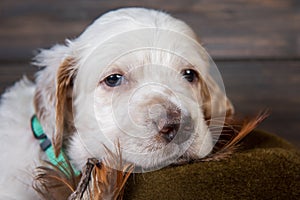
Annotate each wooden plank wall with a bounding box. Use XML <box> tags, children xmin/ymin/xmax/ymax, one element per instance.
<box><xmin>0</xmin><ymin>0</ymin><xmax>299</xmax><ymax>146</ymax></box>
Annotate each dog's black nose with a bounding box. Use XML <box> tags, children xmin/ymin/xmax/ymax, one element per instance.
<box><xmin>159</xmin><ymin>122</ymin><xmax>180</xmax><ymax>142</ymax></box>
<box><xmin>157</xmin><ymin>108</ymin><xmax>181</xmax><ymax>142</ymax></box>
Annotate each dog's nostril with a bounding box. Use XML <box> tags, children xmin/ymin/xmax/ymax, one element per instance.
<box><xmin>151</xmin><ymin>105</ymin><xmax>182</xmax><ymax>142</ymax></box>
<box><xmin>161</xmin><ymin>125</ymin><xmax>179</xmax><ymax>142</ymax></box>
<box><xmin>158</xmin><ymin>119</ymin><xmax>180</xmax><ymax>142</ymax></box>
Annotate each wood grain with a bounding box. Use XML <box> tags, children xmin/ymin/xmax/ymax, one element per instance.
<box><xmin>0</xmin><ymin>0</ymin><xmax>299</xmax><ymax>60</ymax></box>
<box><xmin>218</xmin><ymin>60</ymin><xmax>300</xmax><ymax>146</ymax></box>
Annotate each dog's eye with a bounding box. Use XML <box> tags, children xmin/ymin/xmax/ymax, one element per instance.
<box><xmin>104</xmin><ymin>74</ymin><xmax>123</xmax><ymax>87</ymax></box>
<box><xmin>182</xmin><ymin>69</ymin><xmax>198</xmax><ymax>83</ymax></box>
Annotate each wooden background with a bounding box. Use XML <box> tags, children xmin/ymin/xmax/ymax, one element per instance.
<box><xmin>0</xmin><ymin>0</ymin><xmax>299</xmax><ymax>146</ymax></box>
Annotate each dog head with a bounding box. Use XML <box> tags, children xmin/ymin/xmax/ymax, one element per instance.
<box><xmin>33</xmin><ymin>8</ymin><xmax>234</xmax><ymax>172</ymax></box>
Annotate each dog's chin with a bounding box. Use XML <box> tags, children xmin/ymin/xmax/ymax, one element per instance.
<box><xmin>173</xmin><ymin>152</ymin><xmax>204</xmax><ymax>166</ymax></box>
<box><xmin>119</xmin><ymin>133</ymin><xmax>213</xmax><ymax>172</ymax></box>
<box><xmin>68</xmin><ymin>117</ymin><xmax>213</xmax><ymax>172</ymax></box>
<box><xmin>170</xmin><ymin>130</ymin><xmax>214</xmax><ymax>166</ymax></box>
<box><xmin>68</xmin><ymin>138</ymin><xmax>213</xmax><ymax>173</ymax></box>
<box><xmin>171</xmin><ymin>145</ymin><xmax>213</xmax><ymax>166</ymax></box>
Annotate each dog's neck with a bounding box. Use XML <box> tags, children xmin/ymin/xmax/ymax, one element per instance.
<box><xmin>31</xmin><ymin>115</ymin><xmax>80</xmax><ymax>176</ymax></box>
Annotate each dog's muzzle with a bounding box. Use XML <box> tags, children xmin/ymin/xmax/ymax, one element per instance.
<box><xmin>148</xmin><ymin>102</ymin><xmax>194</xmax><ymax>144</ymax></box>
<box><xmin>157</xmin><ymin>108</ymin><xmax>181</xmax><ymax>142</ymax></box>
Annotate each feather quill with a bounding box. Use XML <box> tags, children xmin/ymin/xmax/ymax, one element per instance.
<box><xmin>68</xmin><ymin>142</ymin><xmax>133</xmax><ymax>200</ymax></box>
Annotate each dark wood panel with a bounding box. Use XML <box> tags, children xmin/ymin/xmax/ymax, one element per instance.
<box><xmin>0</xmin><ymin>62</ymin><xmax>37</xmax><ymax>93</ymax></box>
<box><xmin>0</xmin><ymin>0</ymin><xmax>299</xmax><ymax>60</ymax></box>
<box><xmin>0</xmin><ymin>61</ymin><xmax>299</xmax><ymax>146</ymax></box>
<box><xmin>218</xmin><ymin>60</ymin><xmax>300</xmax><ymax>146</ymax></box>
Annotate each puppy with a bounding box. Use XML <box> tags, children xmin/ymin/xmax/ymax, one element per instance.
<box><xmin>0</xmin><ymin>7</ymin><xmax>233</xmax><ymax>198</ymax></box>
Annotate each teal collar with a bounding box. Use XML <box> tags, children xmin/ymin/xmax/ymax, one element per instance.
<box><xmin>31</xmin><ymin>115</ymin><xmax>81</xmax><ymax>176</ymax></box>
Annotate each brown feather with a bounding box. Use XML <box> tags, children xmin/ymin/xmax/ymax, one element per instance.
<box><xmin>68</xmin><ymin>143</ymin><xmax>134</xmax><ymax>200</ymax></box>
<box><xmin>201</xmin><ymin>111</ymin><xmax>269</xmax><ymax>161</ymax></box>
<box><xmin>34</xmin><ymin>143</ymin><xmax>133</xmax><ymax>200</ymax></box>
<box><xmin>33</xmin><ymin>158</ymin><xmax>81</xmax><ymax>200</ymax></box>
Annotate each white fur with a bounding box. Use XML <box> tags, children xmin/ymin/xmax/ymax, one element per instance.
<box><xmin>0</xmin><ymin>7</ymin><xmax>232</xmax><ymax>198</ymax></box>
<box><xmin>0</xmin><ymin>78</ymin><xmax>40</xmax><ymax>199</ymax></box>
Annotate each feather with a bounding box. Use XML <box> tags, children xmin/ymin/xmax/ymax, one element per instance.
<box><xmin>33</xmin><ymin>155</ymin><xmax>81</xmax><ymax>200</ymax></box>
<box><xmin>68</xmin><ymin>142</ymin><xmax>134</xmax><ymax>200</ymax></box>
<box><xmin>201</xmin><ymin>111</ymin><xmax>269</xmax><ymax>161</ymax></box>
<box><xmin>33</xmin><ymin>143</ymin><xmax>133</xmax><ymax>200</ymax></box>
<box><xmin>68</xmin><ymin>158</ymin><xmax>133</xmax><ymax>200</ymax></box>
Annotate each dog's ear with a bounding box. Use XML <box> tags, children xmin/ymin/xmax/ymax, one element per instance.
<box><xmin>54</xmin><ymin>57</ymin><xmax>77</xmax><ymax>157</ymax></box>
<box><xmin>201</xmin><ymin>75</ymin><xmax>234</xmax><ymax>121</ymax></box>
<box><xmin>33</xmin><ymin>45</ymin><xmax>77</xmax><ymax>157</ymax></box>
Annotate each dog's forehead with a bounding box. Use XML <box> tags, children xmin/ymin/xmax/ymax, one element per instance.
<box><xmin>78</xmin><ymin>8</ymin><xmax>197</xmax><ymax>47</ymax></box>
<box><xmin>74</xmin><ymin>8</ymin><xmax>210</xmax><ymax>92</ymax></box>
<box><xmin>75</xmin><ymin>8</ymin><xmax>200</xmax><ymax>65</ymax></box>
<box><xmin>111</xmin><ymin>51</ymin><xmax>192</xmax><ymax>73</ymax></box>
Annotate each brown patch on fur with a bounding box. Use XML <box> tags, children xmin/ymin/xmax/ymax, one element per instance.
<box><xmin>54</xmin><ymin>57</ymin><xmax>77</xmax><ymax>157</ymax></box>
<box><xmin>198</xmin><ymin>75</ymin><xmax>211</xmax><ymax>120</ymax></box>
<box><xmin>198</xmin><ymin>75</ymin><xmax>234</xmax><ymax>122</ymax></box>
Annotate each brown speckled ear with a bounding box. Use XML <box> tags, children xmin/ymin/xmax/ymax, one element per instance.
<box><xmin>54</xmin><ymin>57</ymin><xmax>77</xmax><ymax>157</ymax></box>
<box><xmin>200</xmin><ymin>75</ymin><xmax>234</xmax><ymax>121</ymax></box>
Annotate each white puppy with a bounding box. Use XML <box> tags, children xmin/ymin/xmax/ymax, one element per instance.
<box><xmin>0</xmin><ymin>8</ymin><xmax>233</xmax><ymax>198</ymax></box>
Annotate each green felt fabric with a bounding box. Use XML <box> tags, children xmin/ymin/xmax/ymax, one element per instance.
<box><xmin>124</xmin><ymin>130</ymin><xmax>300</xmax><ymax>199</ymax></box>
